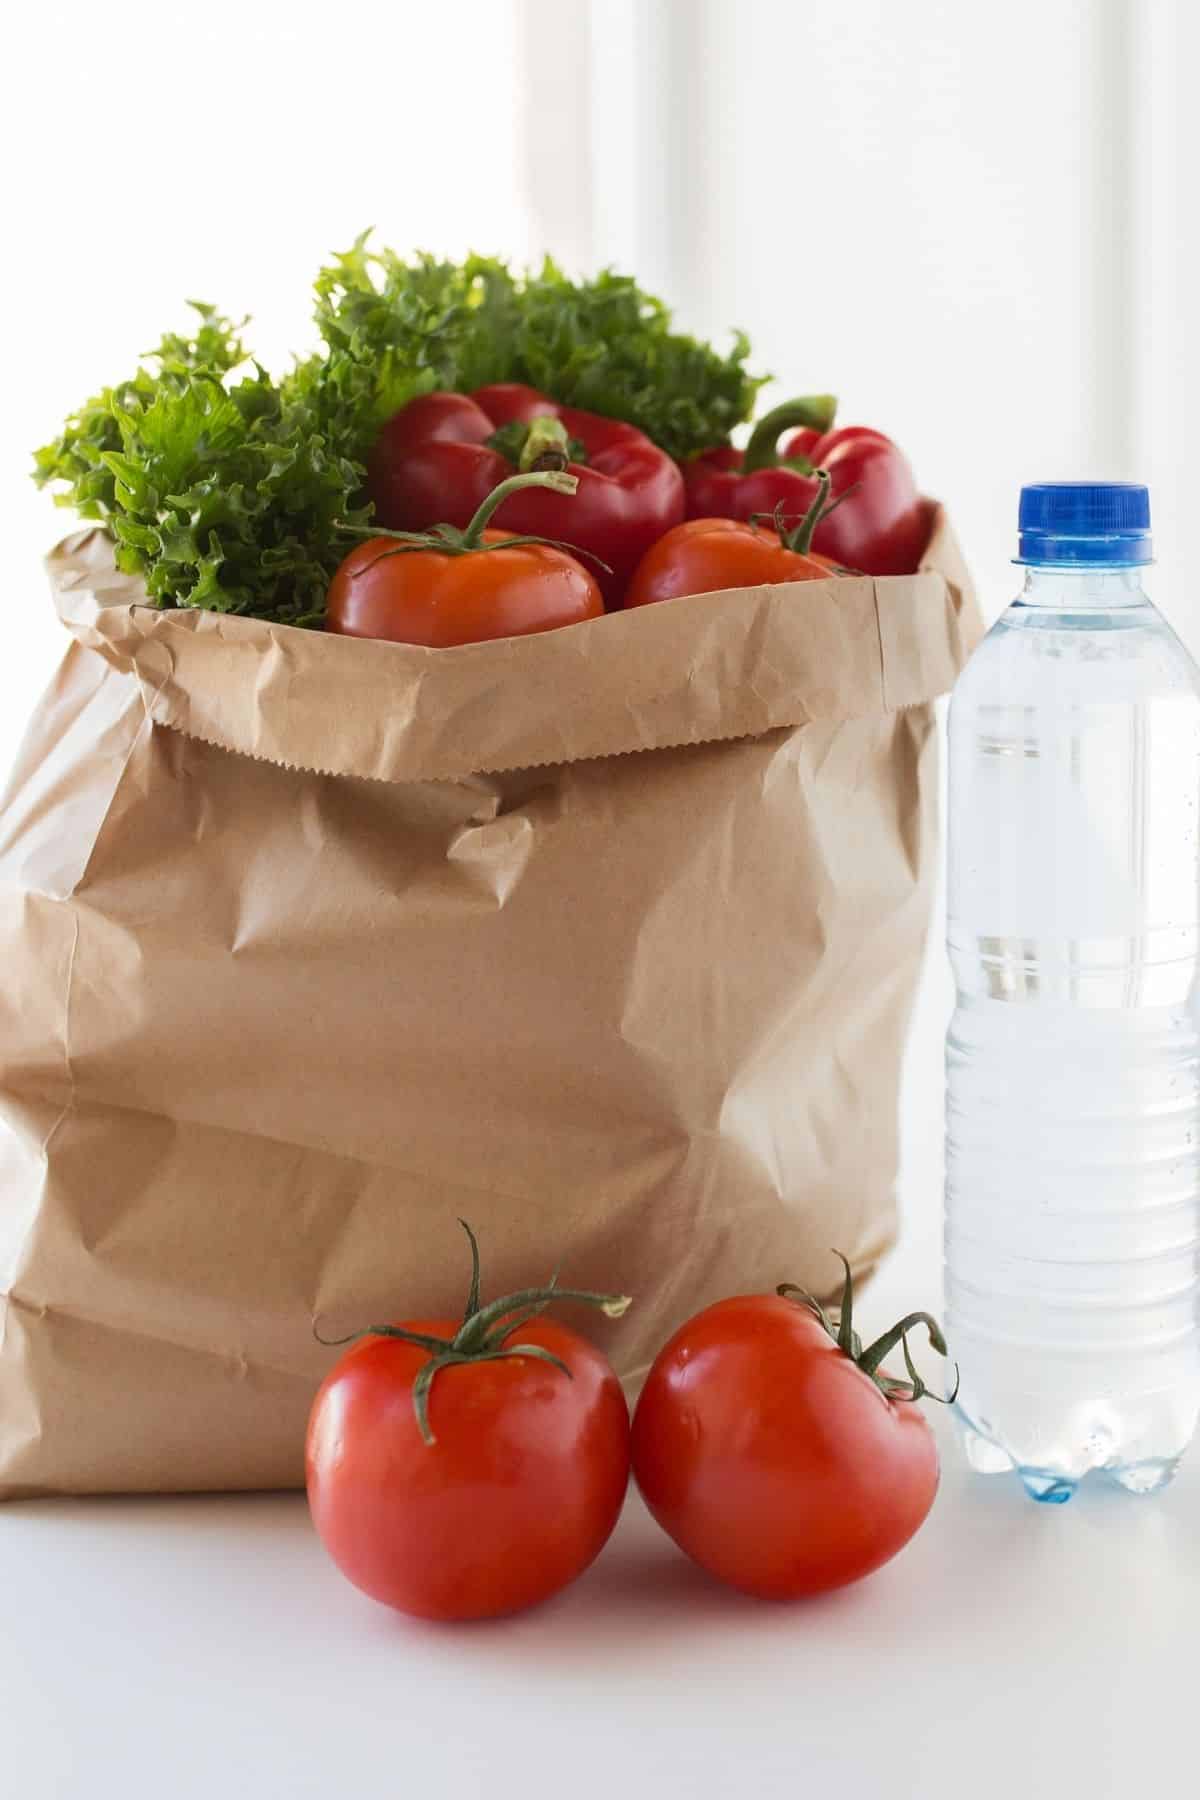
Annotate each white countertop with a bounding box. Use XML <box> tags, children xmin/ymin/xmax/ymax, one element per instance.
<box><xmin>2</xmin><ymin>928</ymin><xmax>1195</xmax><ymax>1799</ymax></box>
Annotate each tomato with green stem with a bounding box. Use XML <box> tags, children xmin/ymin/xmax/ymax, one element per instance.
<box><xmin>624</xmin><ymin>469</ymin><xmax>847</xmax><ymax>608</ymax></box>
<box><xmin>631</xmin><ymin>1255</ymin><xmax>957</xmax><ymax>1601</ymax></box>
<box><xmin>306</xmin><ymin>1223</ymin><xmax>632</xmax><ymax>1621</ymax></box>
<box><xmin>326</xmin><ymin>469</ymin><xmax>605</xmax><ymax>646</ymax></box>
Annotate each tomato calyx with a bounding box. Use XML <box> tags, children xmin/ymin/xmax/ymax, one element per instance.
<box><xmin>339</xmin><ymin>469</ymin><xmax>613</xmax><ymax>574</ymax></box>
<box><xmin>485</xmin><ymin>416</ymin><xmax>589</xmax><ymax>472</ymax></box>
<box><xmin>740</xmin><ymin>394</ymin><xmax>838</xmax><ymax>475</ymax></box>
<box><xmin>750</xmin><ymin>467</ymin><xmax>859</xmax><ymax>558</ymax></box>
<box><xmin>316</xmin><ymin>1221</ymin><xmax>631</xmax><ymax>1446</ymax></box>
<box><xmin>778</xmin><ymin>1252</ymin><xmax>960</xmax><ymax>1405</ymax></box>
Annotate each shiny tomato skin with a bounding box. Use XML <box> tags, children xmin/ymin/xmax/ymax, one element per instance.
<box><xmin>325</xmin><ymin>529</ymin><xmax>604</xmax><ymax>646</ymax></box>
<box><xmin>623</xmin><ymin>517</ymin><xmax>838</xmax><ymax>608</ymax></box>
<box><xmin>307</xmin><ymin>1316</ymin><xmax>631</xmax><ymax>1621</ymax></box>
<box><xmin>631</xmin><ymin>1295</ymin><xmax>939</xmax><ymax>1601</ymax></box>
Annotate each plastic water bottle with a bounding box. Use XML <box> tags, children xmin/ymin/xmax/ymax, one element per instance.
<box><xmin>945</xmin><ymin>483</ymin><xmax>1200</xmax><ymax>1503</ymax></box>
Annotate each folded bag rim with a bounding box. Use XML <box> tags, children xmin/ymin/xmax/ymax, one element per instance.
<box><xmin>46</xmin><ymin>505</ymin><xmax>981</xmax><ymax>785</ymax></box>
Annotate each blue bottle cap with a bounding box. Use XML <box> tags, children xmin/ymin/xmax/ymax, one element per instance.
<box><xmin>1017</xmin><ymin>482</ymin><xmax>1152</xmax><ymax>566</ymax></box>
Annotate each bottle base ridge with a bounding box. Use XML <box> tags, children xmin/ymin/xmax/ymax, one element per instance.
<box><xmin>956</xmin><ymin>1411</ymin><xmax>1183</xmax><ymax>1504</ymax></box>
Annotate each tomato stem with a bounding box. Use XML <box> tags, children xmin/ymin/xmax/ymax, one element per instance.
<box><xmin>750</xmin><ymin>474</ymin><xmax>861</xmax><ymax>558</ymax></box>
<box><xmin>788</xmin><ymin>470</ymin><xmax>833</xmax><ymax>555</ymax></box>
<box><xmin>741</xmin><ymin>394</ymin><xmax>837</xmax><ymax>474</ymax></box>
<box><xmin>778</xmin><ymin>1252</ymin><xmax>958</xmax><ymax>1405</ymax></box>
<box><xmin>313</xmin><ymin>1320</ymin><xmax>452</xmax><ymax>1356</ymax></box>
<box><xmin>460</xmin><ymin>469</ymin><xmax>578</xmax><ymax>544</ymax></box>
<box><xmin>334</xmin><ymin>468</ymin><xmax>613</xmax><ymax>575</ymax></box>
<box><xmin>315</xmin><ymin>1221</ymin><xmax>631</xmax><ymax>1446</ymax></box>
<box><xmin>454</xmin><ymin>1283</ymin><xmax>632</xmax><ymax>1355</ymax></box>
<box><xmin>461</xmin><ymin>1217</ymin><xmax>482</xmax><ymax>1323</ymax></box>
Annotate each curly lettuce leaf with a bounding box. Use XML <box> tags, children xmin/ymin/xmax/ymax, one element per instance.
<box><xmin>34</xmin><ymin>307</ymin><xmax>370</xmax><ymax>624</ymax></box>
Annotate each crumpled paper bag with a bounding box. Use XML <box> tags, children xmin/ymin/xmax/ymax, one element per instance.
<box><xmin>0</xmin><ymin>511</ymin><xmax>980</xmax><ymax>1495</ymax></box>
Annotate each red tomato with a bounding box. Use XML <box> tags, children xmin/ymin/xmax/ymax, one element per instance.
<box><xmin>326</xmin><ymin>527</ymin><xmax>603</xmax><ymax>647</ymax></box>
<box><xmin>623</xmin><ymin>515</ymin><xmax>839</xmax><ymax>608</ymax></box>
<box><xmin>307</xmin><ymin>1313</ymin><xmax>630</xmax><ymax>1621</ymax></box>
<box><xmin>624</xmin><ymin>466</ymin><xmax>846</xmax><ymax>608</ymax></box>
<box><xmin>631</xmin><ymin>1286</ymin><xmax>946</xmax><ymax>1601</ymax></box>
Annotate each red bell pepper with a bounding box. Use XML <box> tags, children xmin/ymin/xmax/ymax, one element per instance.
<box><xmin>683</xmin><ymin>398</ymin><xmax>930</xmax><ymax>577</ymax></box>
<box><xmin>368</xmin><ymin>383</ymin><xmax>685</xmax><ymax>605</ymax></box>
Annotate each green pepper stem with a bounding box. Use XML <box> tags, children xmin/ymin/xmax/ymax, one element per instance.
<box><xmin>461</xmin><ymin>469</ymin><xmax>578</xmax><ymax>545</ymax></box>
<box><xmin>518</xmin><ymin>416</ymin><xmax>572</xmax><ymax>474</ymax></box>
<box><xmin>741</xmin><ymin>395</ymin><xmax>837</xmax><ymax>474</ymax></box>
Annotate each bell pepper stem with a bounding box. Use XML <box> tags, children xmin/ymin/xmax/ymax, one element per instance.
<box><xmin>517</xmin><ymin>416</ymin><xmax>572</xmax><ymax>474</ymax></box>
<box><xmin>461</xmin><ymin>469</ymin><xmax>579</xmax><ymax>546</ymax></box>
<box><xmin>741</xmin><ymin>395</ymin><xmax>837</xmax><ymax>474</ymax></box>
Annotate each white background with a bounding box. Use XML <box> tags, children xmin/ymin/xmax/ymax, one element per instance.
<box><xmin>3</xmin><ymin>6</ymin><xmax>1199</xmax><ymax>1793</ymax></box>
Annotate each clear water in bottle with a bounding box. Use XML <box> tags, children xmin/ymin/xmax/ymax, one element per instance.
<box><xmin>945</xmin><ymin>482</ymin><xmax>1200</xmax><ymax>1502</ymax></box>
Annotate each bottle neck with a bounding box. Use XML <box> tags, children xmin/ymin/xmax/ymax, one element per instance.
<box><xmin>1017</xmin><ymin>565</ymin><xmax>1149</xmax><ymax>610</ymax></box>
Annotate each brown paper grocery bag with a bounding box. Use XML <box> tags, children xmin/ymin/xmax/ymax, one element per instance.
<box><xmin>0</xmin><ymin>512</ymin><xmax>980</xmax><ymax>1496</ymax></box>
